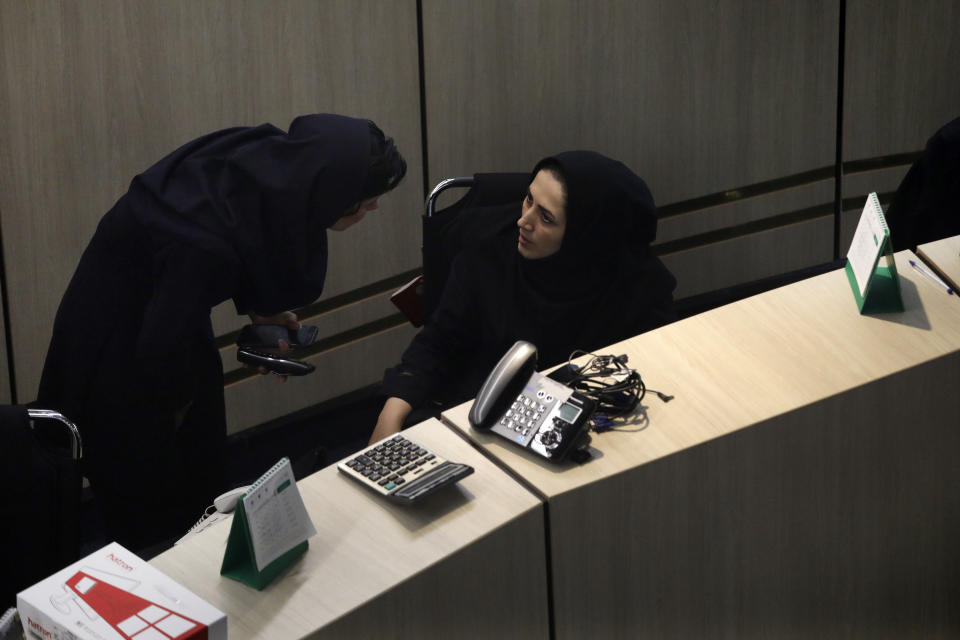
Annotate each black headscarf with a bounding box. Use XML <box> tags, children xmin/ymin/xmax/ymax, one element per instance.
<box><xmin>538</xmin><ymin>151</ymin><xmax>658</xmax><ymax>252</ymax></box>
<box><xmin>514</xmin><ymin>150</ymin><xmax>663</xmax><ymax>306</ymax></box>
<box><xmin>471</xmin><ymin>149</ymin><xmax>673</xmax><ymax>376</ymax></box>
<box><xmin>127</xmin><ymin>113</ymin><xmax>371</xmax><ymax>314</ymax></box>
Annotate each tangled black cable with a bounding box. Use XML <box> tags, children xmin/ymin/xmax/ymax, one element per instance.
<box><xmin>564</xmin><ymin>350</ymin><xmax>673</xmax><ymax>433</ymax></box>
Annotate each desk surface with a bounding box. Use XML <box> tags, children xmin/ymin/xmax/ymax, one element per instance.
<box><xmin>442</xmin><ymin>249</ymin><xmax>960</xmax><ymax>498</ymax></box>
<box><xmin>151</xmin><ymin>418</ymin><xmax>547</xmax><ymax>639</ymax></box>
<box><xmin>917</xmin><ymin>234</ymin><xmax>960</xmax><ymax>295</ymax></box>
<box><xmin>442</xmin><ymin>249</ymin><xmax>960</xmax><ymax>638</ymax></box>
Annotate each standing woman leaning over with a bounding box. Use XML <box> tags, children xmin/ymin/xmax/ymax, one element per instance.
<box><xmin>37</xmin><ymin>113</ymin><xmax>406</xmax><ymax>552</ymax></box>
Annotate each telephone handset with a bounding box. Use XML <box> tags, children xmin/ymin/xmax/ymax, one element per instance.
<box><xmin>174</xmin><ymin>485</ymin><xmax>251</xmax><ymax>545</ymax></box>
<box><xmin>469</xmin><ymin>341</ymin><xmax>594</xmax><ymax>463</ymax></box>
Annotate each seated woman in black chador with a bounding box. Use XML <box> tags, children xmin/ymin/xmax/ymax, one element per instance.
<box><xmin>369</xmin><ymin>150</ymin><xmax>677</xmax><ymax>444</ymax></box>
<box><xmin>37</xmin><ymin>113</ymin><xmax>406</xmax><ymax>552</ymax></box>
<box><xmin>885</xmin><ymin>115</ymin><xmax>960</xmax><ymax>251</ymax></box>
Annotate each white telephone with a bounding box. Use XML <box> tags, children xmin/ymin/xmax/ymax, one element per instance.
<box><xmin>174</xmin><ymin>485</ymin><xmax>250</xmax><ymax>545</ymax></box>
<box><xmin>213</xmin><ymin>486</ymin><xmax>250</xmax><ymax>513</ymax></box>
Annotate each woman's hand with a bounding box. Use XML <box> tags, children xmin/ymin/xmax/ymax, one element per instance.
<box><xmin>245</xmin><ymin>311</ymin><xmax>301</xmax><ymax>380</ymax></box>
<box><xmin>250</xmin><ymin>311</ymin><xmax>300</xmax><ymax>329</ymax></box>
<box><xmin>369</xmin><ymin>397</ymin><xmax>413</xmax><ymax>445</ymax></box>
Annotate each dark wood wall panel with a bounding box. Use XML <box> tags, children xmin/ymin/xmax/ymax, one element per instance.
<box><xmin>656</xmin><ymin>182</ymin><xmax>834</xmax><ymax>245</ymax></box>
<box><xmin>422</xmin><ymin>0</ymin><xmax>840</xmax><ymax>298</ymax></box>
<box><xmin>661</xmin><ymin>218</ymin><xmax>835</xmax><ymax>300</ymax></box>
<box><xmin>843</xmin><ymin>0</ymin><xmax>960</xmax><ymax>165</ymax></box>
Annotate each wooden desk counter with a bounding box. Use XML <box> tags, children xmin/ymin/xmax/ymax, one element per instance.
<box><xmin>151</xmin><ymin>419</ymin><xmax>549</xmax><ymax>639</ymax></box>
<box><xmin>917</xmin><ymin>234</ymin><xmax>960</xmax><ymax>295</ymax></box>
<box><xmin>443</xmin><ymin>250</ymin><xmax>960</xmax><ymax>638</ymax></box>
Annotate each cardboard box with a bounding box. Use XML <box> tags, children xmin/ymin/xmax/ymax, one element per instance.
<box><xmin>17</xmin><ymin>542</ymin><xmax>225</xmax><ymax>640</ymax></box>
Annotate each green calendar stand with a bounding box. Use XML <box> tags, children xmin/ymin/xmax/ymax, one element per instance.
<box><xmin>844</xmin><ymin>192</ymin><xmax>904</xmax><ymax>314</ymax></box>
<box><xmin>219</xmin><ymin>503</ymin><xmax>308</xmax><ymax>591</ymax></box>
<box><xmin>220</xmin><ymin>457</ymin><xmax>314</xmax><ymax>590</ymax></box>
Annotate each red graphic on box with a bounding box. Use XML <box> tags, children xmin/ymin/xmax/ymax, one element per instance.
<box><xmin>65</xmin><ymin>571</ymin><xmax>208</xmax><ymax>640</ymax></box>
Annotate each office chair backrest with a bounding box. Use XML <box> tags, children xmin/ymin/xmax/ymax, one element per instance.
<box><xmin>421</xmin><ymin>172</ymin><xmax>529</xmax><ymax>322</ymax></box>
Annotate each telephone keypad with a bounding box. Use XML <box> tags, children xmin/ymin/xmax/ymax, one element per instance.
<box><xmin>486</xmin><ymin>372</ymin><xmax>594</xmax><ymax>464</ymax></box>
<box><xmin>497</xmin><ymin>389</ymin><xmax>562</xmax><ymax>447</ymax></box>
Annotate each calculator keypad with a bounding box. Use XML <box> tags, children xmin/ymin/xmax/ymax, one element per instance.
<box><xmin>340</xmin><ymin>435</ymin><xmax>442</xmax><ymax>495</ymax></box>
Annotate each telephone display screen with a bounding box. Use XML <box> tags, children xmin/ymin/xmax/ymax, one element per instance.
<box><xmin>557</xmin><ymin>402</ymin><xmax>581</xmax><ymax>424</ymax></box>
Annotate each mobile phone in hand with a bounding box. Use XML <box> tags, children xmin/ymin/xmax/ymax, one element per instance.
<box><xmin>236</xmin><ymin>348</ymin><xmax>316</xmax><ymax>376</ymax></box>
<box><xmin>236</xmin><ymin>324</ymin><xmax>319</xmax><ymax>376</ymax></box>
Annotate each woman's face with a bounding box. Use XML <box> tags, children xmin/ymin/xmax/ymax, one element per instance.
<box><xmin>517</xmin><ymin>169</ymin><xmax>566</xmax><ymax>259</ymax></box>
<box><xmin>329</xmin><ymin>197</ymin><xmax>380</xmax><ymax>231</ymax></box>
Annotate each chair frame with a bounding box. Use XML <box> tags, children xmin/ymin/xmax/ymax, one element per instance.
<box><xmin>424</xmin><ymin>176</ymin><xmax>473</xmax><ymax>217</ymax></box>
<box><xmin>28</xmin><ymin>409</ymin><xmax>83</xmax><ymax>460</ymax></box>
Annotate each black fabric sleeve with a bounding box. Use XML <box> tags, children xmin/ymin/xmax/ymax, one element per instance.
<box><xmin>381</xmin><ymin>259</ymin><xmax>482</xmax><ymax>409</ymax></box>
<box><xmin>634</xmin><ymin>255</ymin><xmax>678</xmax><ymax>332</ymax></box>
<box><xmin>135</xmin><ymin>243</ymin><xmax>236</xmax><ymax>411</ymax></box>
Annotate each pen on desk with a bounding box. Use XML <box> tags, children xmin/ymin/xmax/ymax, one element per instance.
<box><xmin>909</xmin><ymin>259</ymin><xmax>954</xmax><ymax>295</ymax></box>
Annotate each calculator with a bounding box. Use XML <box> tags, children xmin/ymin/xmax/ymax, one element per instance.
<box><xmin>337</xmin><ymin>434</ymin><xmax>474</xmax><ymax>505</ymax></box>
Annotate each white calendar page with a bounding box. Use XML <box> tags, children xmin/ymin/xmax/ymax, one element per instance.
<box><xmin>241</xmin><ymin>458</ymin><xmax>317</xmax><ymax>571</ymax></box>
<box><xmin>846</xmin><ymin>192</ymin><xmax>888</xmax><ymax>296</ymax></box>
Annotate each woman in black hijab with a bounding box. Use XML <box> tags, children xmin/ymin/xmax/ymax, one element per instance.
<box><xmin>37</xmin><ymin>113</ymin><xmax>406</xmax><ymax>552</ymax></box>
<box><xmin>885</xmin><ymin>116</ymin><xmax>960</xmax><ymax>250</ymax></box>
<box><xmin>369</xmin><ymin>150</ymin><xmax>676</xmax><ymax>444</ymax></box>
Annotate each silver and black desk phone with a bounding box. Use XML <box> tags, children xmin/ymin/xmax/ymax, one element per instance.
<box><xmin>469</xmin><ymin>341</ymin><xmax>594</xmax><ymax>463</ymax></box>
